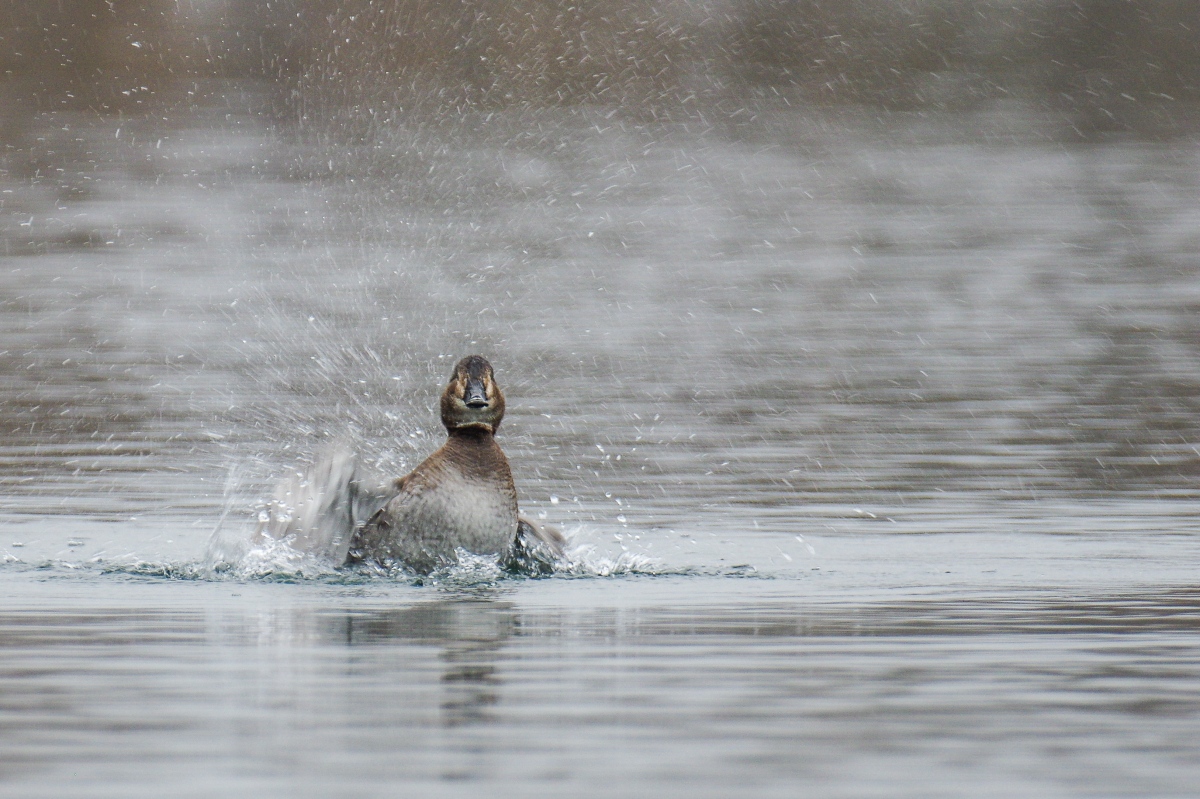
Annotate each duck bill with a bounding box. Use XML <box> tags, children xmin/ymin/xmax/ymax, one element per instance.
<box><xmin>464</xmin><ymin>377</ymin><xmax>488</xmax><ymax>408</ymax></box>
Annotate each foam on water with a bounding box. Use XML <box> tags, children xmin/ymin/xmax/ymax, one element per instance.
<box><xmin>198</xmin><ymin>432</ymin><xmax>687</xmax><ymax>584</ymax></box>
<box><xmin>202</xmin><ymin>516</ymin><xmax>676</xmax><ymax>584</ymax></box>
<box><xmin>0</xmin><ymin>549</ymin><xmax>671</xmax><ymax>588</ymax></box>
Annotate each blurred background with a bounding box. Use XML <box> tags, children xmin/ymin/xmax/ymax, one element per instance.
<box><xmin>1</xmin><ymin>0</ymin><xmax>1200</xmax><ymax>553</ymax></box>
<box><xmin>4</xmin><ymin>0</ymin><xmax>1198</xmax><ymax>133</ymax></box>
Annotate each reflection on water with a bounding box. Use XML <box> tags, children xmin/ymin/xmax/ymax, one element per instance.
<box><xmin>342</xmin><ymin>600</ymin><xmax>515</xmax><ymax>727</ymax></box>
<box><xmin>1</xmin><ymin>590</ymin><xmax>1200</xmax><ymax>795</ymax></box>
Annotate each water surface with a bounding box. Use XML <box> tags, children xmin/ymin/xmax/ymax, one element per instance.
<box><xmin>2</xmin><ymin>98</ymin><xmax>1200</xmax><ymax>796</ymax></box>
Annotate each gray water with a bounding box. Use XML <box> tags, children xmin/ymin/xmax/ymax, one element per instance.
<box><xmin>3</xmin><ymin>96</ymin><xmax>1200</xmax><ymax>796</ymax></box>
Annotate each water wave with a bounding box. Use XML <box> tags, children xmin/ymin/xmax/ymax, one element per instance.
<box><xmin>201</xmin><ymin>531</ymin><xmax>678</xmax><ymax>584</ymax></box>
<box><xmin>0</xmin><ymin>517</ymin><xmax>742</xmax><ymax>583</ymax></box>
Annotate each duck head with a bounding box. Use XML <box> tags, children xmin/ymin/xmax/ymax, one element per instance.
<box><xmin>440</xmin><ymin>355</ymin><xmax>505</xmax><ymax>433</ymax></box>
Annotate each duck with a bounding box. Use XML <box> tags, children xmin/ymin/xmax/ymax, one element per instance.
<box><xmin>341</xmin><ymin>355</ymin><xmax>564</xmax><ymax>574</ymax></box>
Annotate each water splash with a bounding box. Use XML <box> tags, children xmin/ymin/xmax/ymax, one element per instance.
<box><xmin>206</xmin><ymin>532</ymin><xmax>344</xmax><ymax>581</ymax></box>
<box><xmin>554</xmin><ymin>542</ymin><xmax>666</xmax><ymax>577</ymax></box>
<box><xmin>202</xmin><ymin>496</ymin><xmax>678</xmax><ymax>583</ymax></box>
<box><xmin>0</xmin><ymin>527</ymin><xmax>740</xmax><ymax>584</ymax></box>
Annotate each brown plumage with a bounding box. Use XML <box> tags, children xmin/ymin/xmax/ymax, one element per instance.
<box><xmin>345</xmin><ymin>355</ymin><xmax>563</xmax><ymax>573</ymax></box>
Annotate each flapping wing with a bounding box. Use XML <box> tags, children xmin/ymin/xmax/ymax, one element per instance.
<box><xmin>507</xmin><ymin>515</ymin><xmax>567</xmax><ymax>574</ymax></box>
<box><xmin>344</xmin><ymin>477</ymin><xmax>415</xmax><ymax>566</ymax></box>
<box><xmin>255</xmin><ymin>442</ymin><xmax>410</xmax><ymax>564</ymax></box>
<box><xmin>518</xmin><ymin>515</ymin><xmax>566</xmax><ymax>552</ymax></box>
<box><xmin>256</xmin><ymin>443</ymin><xmax>358</xmax><ymax>559</ymax></box>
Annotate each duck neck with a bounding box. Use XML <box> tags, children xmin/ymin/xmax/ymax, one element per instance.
<box><xmin>442</xmin><ymin>426</ymin><xmax>510</xmax><ymax>480</ymax></box>
<box><xmin>446</xmin><ymin>425</ymin><xmax>494</xmax><ymax>444</ymax></box>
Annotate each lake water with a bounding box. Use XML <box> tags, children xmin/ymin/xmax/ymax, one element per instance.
<box><xmin>2</xmin><ymin>96</ymin><xmax>1200</xmax><ymax>796</ymax></box>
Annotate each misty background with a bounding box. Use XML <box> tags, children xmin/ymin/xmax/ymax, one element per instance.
<box><xmin>2</xmin><ymin>1</ymin><xmax>1200</xmax><ymax>526</ymax></box>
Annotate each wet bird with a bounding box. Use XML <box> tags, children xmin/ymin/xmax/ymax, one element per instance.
<box><xmin>257</xmin><ymin>355</ymin><xmax>564</xmax><ymax>573</ymax></box>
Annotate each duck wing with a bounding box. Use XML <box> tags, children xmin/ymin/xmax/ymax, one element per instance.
<box><xmin>343</xmin><ymin>476</ymin><xmax>415</xmax><ymax>566</ymax></box>
<box><xmin>350</xmin><ymin>473</ymin><xmax>401</xmax><ymax>531</ymax></box>
<box><xmin>506</xmin><ymin>515</ymin><xmax>567</xmax><ymax>574</ymax></box>
<box><xmin>256</xmin><ymin>443</ymin><xmax>358</xmax><ymax>560</ymax></box>
<box><xmin>256</xmin><ymin>443</ymin><xmax>407</xmax><ymax>564</ymax></box>
<box><xmin>517</xmin><ymin>515</ymin><xmax>566</xmax><ymax>552</ymax></box>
